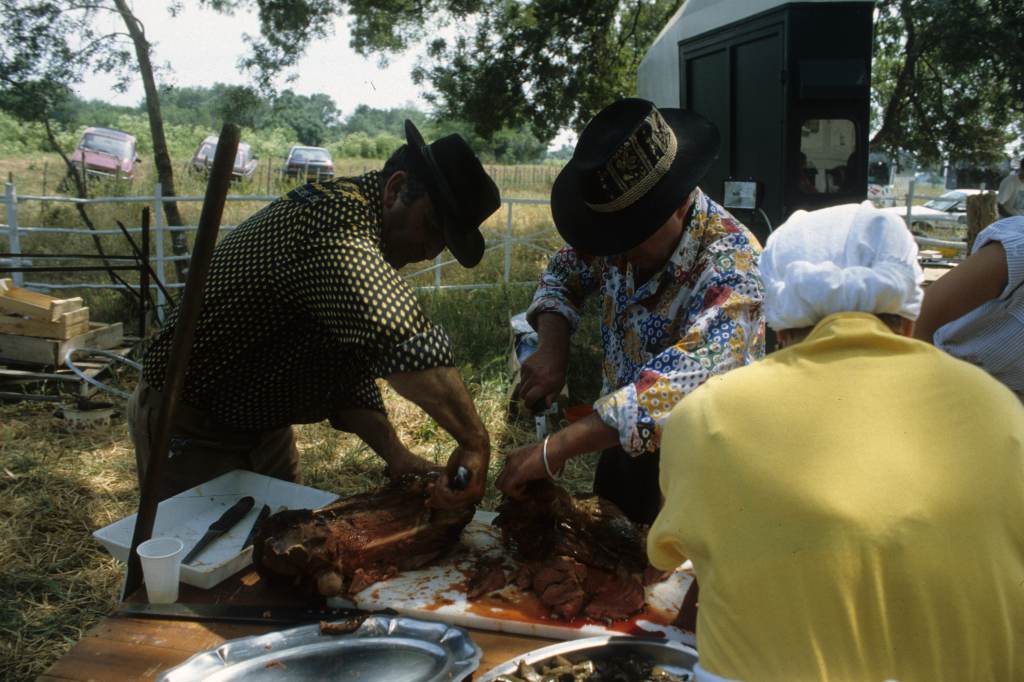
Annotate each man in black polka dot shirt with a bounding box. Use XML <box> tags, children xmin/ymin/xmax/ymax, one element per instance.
<box><xmin>129</xmin><ymin>121</ymin><xmax>501</xmax><ymax>509</ymax></box>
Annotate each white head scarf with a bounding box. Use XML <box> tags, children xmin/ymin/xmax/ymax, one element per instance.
<box><xmin>759</xmin><ymin>202</ymin><xmax>924</xmax><ymax>331</ymax></box>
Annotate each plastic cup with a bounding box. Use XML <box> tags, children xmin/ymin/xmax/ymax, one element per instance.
<box><xmin>136</xmin><ymin>537</ymin><xmax>184</xmax><ymax>604</ymax></box>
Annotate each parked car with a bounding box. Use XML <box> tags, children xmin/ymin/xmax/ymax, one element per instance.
<box><xmin>879</xmin><ymin>188</ymin><xmax>983</xmax><ymax>233</ymax></box>
<box><xmin>190</xmin><ymin>135</ymin><xmax>258</xmax><ymax>181</ymax></box>
<box><xmin>70</xmin><ymin>127</ymin><xmax>140</xmax><ymax>181</ymax></box>
<box><xmin>282</xmin><ymin>146</ymin><xmax>335</xmax><ymax>181</ymax></box>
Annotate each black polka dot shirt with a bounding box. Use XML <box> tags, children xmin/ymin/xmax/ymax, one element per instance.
<box><xmin>142</xmin><ymin>172</ymin><xmax>456</xmax><ymax>431</ymax></box>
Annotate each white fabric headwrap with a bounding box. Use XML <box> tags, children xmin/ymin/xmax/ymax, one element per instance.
<box><xmin>759</xmin><ymin>202</ymin><xmax>924</xmax><ymax>331</ymax></box>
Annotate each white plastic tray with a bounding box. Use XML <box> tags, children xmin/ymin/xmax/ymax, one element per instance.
<box><xmin>93</xmin><ymin>470</ymin><xmax>338</xmax><ymax>589</ymax></box>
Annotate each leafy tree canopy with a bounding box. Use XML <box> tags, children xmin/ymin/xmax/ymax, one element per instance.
<box><xmin>202</xmin><ymin>0</ymin><xmax>679</xmax><ymax>140</ymax></box>
<box><xmin>209</xmin><ymin>0</ymin><xmax>1021</xmax><ymax>167</ymax></box>
<box><xmin>870</xmin><ymin>0</ymin><xmax>1023</xmax><ymax>166</ymax></box>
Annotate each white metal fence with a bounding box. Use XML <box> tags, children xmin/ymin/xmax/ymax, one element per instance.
<box><xmin>3</xmin><ymin>179</ymin><xmax>981</xmax><ymax>315</ymax></box>
<box><xmin>1</xmin><ymin>182</ymin><xmax>558</xmax><ymax>320</ymax></box>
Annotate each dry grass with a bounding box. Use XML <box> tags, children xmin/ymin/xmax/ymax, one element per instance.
<box><xmin>0</xmin><ymin>285</ymin><xmax>604</xmax><ymax>681</ymax></box>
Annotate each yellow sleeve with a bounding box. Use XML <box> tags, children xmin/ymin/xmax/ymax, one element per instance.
<box><xmin>646</xmin><ymin>400</ymin><xmax>703</xmax><ymax>570</ymax></box>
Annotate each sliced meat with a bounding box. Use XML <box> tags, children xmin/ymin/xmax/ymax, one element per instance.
<box><xmin>467</xmin><ymin>561</ymin><xmax>508</xmax><ymax>599</ymax></box>
<box><xmin>495</xmin><ymin>480</ymin><xmax>657</xmax><ymax>621</ymax></box>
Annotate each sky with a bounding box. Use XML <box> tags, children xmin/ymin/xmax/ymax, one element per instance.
<box><xmin>75</xmin><ymin>3</ymin><xmax>430</xmax><ymax>120</ymax></box>
<box><xmin>75</xmin><ymin>3</ymin><xmax>576</xmax><ymax>150</ymax></box>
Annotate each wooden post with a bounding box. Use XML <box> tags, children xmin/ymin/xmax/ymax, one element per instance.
<box><xmin>123</xmin><ymin>123</ymin><xmax>241</xmax><ymax>600</ymax></box>
<box><xmin>152</xmin><ymin>183</ymin><xmax>166</xmax><ymax>320</ymax></box>
<box><xmin>966</xmin><ymin>192</ymin><xmax>997</xmax><ymax>255</ymax></box>
<box><xmin>41</xmin><ymin>160</ymin><xmax>49</xmax><ymax>227</ymax></box>
<box><xmin>5</xmin><ymin>182</ymin><xmax>21</xmax><ymax>287</ymax></box>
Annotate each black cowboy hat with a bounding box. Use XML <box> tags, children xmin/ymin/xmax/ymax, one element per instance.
<box><xmin>404</xmin><ymin>120</ymin><xmax>501</xmax><ymax>268</ymax></box>
<box><xmin>550</xmin><ymin>98</ymin><xmax>720</xmax><ymax>255</ymax></box>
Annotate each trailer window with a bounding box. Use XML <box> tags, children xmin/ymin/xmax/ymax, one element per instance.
<box><xmin>799</xmin><ymin>119</ymin><xmax>857</xmax><ymax>194</ymax></box>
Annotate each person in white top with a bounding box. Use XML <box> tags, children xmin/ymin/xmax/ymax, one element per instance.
<box><xmin>915</xmin><ymin>216</ymin><xmax>1024</xmax><ymax>400</ymax></box>
<box><xmin>996</xmin><ymin>163</ymin><xmax>1024</xmax><ymax>217</ymax></box>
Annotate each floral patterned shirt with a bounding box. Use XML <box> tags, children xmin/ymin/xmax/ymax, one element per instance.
<box><xmin>527</xmin><ymin>188</ymin><xmax>765</xmax><ymax>454</ymax></box>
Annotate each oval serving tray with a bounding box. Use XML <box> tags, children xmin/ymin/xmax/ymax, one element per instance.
<box><xmin>157</xmin><ymin>614</ymin><xmax>481</xmax><ymax>682</ymax></box>
<box><xmin>477</xmin><ymin>635</ymin><xmax>698</xmax><ymax>681</ymax></box>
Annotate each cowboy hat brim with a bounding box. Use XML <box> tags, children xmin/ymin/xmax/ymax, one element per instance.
<box><xmin>550</xmin><ymin>108</ymin><xmax>720</xmax><ymax>256</ymax></box>
<box><xmin>404</xmin><ymin>120</ymin><xmax>486</xmax><ymax>268</ymax></box>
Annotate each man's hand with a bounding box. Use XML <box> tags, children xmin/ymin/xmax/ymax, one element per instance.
<box><xmin>495</xmin><ymin>441</ymin><xmax>549</xmax><ymax>499</ymax></box>
<box><xmin>515</xmin><ymin>312</ymin><xmax>571</xmax><ymax>409</ymax></box>
<box><xmin>429</xmin><ymin>447</ymin><xmax>489</xmax><ymax>509</ymax></box>
<box><xmin>387</xmin><ymin>366</ymin><xmax>491</xmax><ymax>508</ymax></box>
<box><xmin>383</xmin><ymin>446</ymin><xmax>441</xmax><ymax>481</ymax></box>
<box><xmin>516</xmin><ymin>345</ymin><xmax>569</xmax><ymax>410</ymax></box>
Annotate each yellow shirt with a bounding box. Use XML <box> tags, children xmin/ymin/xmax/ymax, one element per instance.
<box><xmin>649</xmin><ymin>313</ymin><xmax>1024</xmax><ymax>682</ymax></box>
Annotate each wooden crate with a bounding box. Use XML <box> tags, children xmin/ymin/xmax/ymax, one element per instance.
<box><xmin>0</xmin><ymin>307</ymin><xmax>91</xmax><ymax>339</ymax></box>
<box><xmin>0</xmin><ymin>278</ymin><xmax>84</xmax><ymax>322</ymax></box>
<box><xmin>0</xmin><ymin>322</ymin><xmax>124</xmax><ymax>367</ymax></box>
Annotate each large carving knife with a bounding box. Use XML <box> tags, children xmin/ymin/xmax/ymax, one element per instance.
<box><xmin>182</xmin><ymin>496</ymin><xmax>255</xmax><ymax>565</ymax></box>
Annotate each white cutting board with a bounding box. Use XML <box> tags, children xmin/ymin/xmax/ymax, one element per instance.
<box><xmin>93</xmin><ymin>470</ymin><xmax>338</xmax><ymax>589</ymax></box>
<box><xmin>335</xmin><ymin>511</ymin><xmax>696</xmax><ymax>645</ymax></box>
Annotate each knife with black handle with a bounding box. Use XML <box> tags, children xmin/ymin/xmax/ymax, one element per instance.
<box><xmin>182</xmin><ymin>495</ymin><xmax>255</xmax><ymax>565</ymax></box>
<box><xmin>241</xmin><ymin>504</ymin><xmax>271</xmax><ymax>551</ymax></box>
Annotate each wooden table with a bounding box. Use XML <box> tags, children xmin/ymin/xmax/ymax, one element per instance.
<box><xmin>41</xmin><ymin>569</ymin><xmax>556</xmax><ymax>681</ymax></box>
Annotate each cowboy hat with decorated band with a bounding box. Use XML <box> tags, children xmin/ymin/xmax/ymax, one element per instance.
<box><xmin>551</xmin><ymin>98</ymin><xmax>720</xmax><ymax>256</ymax></box>
<box><xmin>403</xmin><ymin>120</ymin><xmax>501</xmax><ymax>268</ymax></box>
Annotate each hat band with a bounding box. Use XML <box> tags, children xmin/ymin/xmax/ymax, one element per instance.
<box><xmin>584</xmin><ymin>130</ymin><xmax>678</xmax><ymax>213</ymax></box>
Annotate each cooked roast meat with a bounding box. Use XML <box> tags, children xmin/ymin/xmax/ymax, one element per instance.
<box><xmin>493</xmin><ymin>479</ymin><xmax>657</xmax><ymax>621</ymax></box>
<box><xmin>467</xmin><ymin>560</ymin><xmax>508</xmax><ymax>599</ymax></box>
<box><xmin>253</xmin><ymin>473</ymin><xmax>475</xmax><ymax>597</ymax></box>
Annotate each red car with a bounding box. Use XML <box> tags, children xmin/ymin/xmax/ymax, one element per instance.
<box><xmin>71</xmin><ymin>127</ymin><xmax>140</xmax><ymax>181</ymax></box>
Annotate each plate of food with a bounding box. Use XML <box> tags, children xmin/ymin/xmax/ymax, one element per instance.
<box><xmin>477</xmin><ymin>635</ymin><xmax>698</xmax><ymax>681</ymax></box>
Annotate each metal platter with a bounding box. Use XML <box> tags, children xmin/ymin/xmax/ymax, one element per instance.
<box><xmin>157</xmin><ymin>614</ymin><xmax>481</xmax><ymax>682</ymax></box>
<box><xmin>477</xmin><ymin>635</ymin><xmax>698</xmax><ymax>681</ymax></box>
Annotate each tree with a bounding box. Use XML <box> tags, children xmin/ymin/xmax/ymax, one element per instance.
<box><xmin>0</xmin><ymin>0</ymin><xmax>194</xmax><ymax>281</ymax></box>
<box><xmin>342</xmin><ymin>104</ymin><xmax>430</xmax><ymax>136</ymax></box>
<box><xmin>269</xmin><ymin>89</ymin><xmax>341</xmax><ymax>145</ymax></box>
<box><xmin>205</xmin><ymin>0</ymin><xmax>678</xmax><ymax>141</ymax></box>
<box><xmin>215</xmin><ymin>0</ymin><xmax>1024</xmax><ymax>164</ymax></box>
<box><xmin>870</xmin><ymin>0</ymin><xmax>1024</xmax><ymax>167</ymax></box>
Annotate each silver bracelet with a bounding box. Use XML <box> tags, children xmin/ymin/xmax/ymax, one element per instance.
<box><xmin>542</xmin><ymin>435</ymin><xmax>558</xmax><ymax>479</ymax></box>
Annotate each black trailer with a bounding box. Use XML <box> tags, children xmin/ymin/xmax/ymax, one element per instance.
<box><xmin>638</xmin><ymin>0</ymin><xmax>875</xmax><ymax>247</ymax></box>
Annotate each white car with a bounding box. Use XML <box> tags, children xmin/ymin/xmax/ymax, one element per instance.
<box><xmin>880</xmin><ymin>189</ymin><xmax>983</xmax><ymax>233</ymax></box>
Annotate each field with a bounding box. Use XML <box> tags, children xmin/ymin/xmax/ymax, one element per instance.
<box><xmin>0</xmin><ymin>155</ymin><xmax>604</xmax><ymax>680</ymax></box>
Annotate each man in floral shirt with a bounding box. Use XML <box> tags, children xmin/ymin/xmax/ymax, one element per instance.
<box><xmin>496</xmin><ymin>99</ymin><xmax>764</xmax><ymax>524</ymax></box>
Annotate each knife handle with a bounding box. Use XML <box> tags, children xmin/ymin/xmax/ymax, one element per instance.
<box><xmin>209</xmin><ymin>496</ymin><xmax>255</xmax><ymax>532</ymax></box>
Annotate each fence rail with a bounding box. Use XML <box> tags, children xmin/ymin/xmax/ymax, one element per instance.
<box><xmin>1</xmin><ymin>183</ymin><xmax>558</xmax><ymax>320</ymax></box>
<box><xmin>2</xmin><ymin>180</ymin><xmax>979</xmax><ymax>314</ymax></box>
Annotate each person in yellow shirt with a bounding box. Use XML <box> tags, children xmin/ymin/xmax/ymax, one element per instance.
<box><xmin>648</xmin><ymin>202</ymin><xmax>1024</xmax><ymax>682</ymax></box>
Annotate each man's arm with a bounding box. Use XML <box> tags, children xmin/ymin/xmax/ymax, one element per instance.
<box><xmin>914</xmin><ymin>241</ymin><xmax>1008</xmax><ymax>342</ymax></box>
<box><xmin>498</xmin><ymin>264</ymin><xmax>765</xmax><ymax>498</ymax></box>
<box><xmin>330</xmin><ymin>409</ymin><xmax>439</xmax><ymax>479</ymax></box>
<box><xmin>387</xmin><ymin>367</ymin><xmax>490</xmax><ymax>509</ymax></box>
<box><xmin>496</xmin><ymin>413</ymin><xmax>618</xmax><ymax>498</ymax></box>
<box><xmin>516</xmin><ymin>246</ymin><xmax>604</xmax><ymax>408</ymax></box>
<box><xmin>516</xmin><ymin>312</ymin><xmax>571</xmax><ymax>409</ymax></box>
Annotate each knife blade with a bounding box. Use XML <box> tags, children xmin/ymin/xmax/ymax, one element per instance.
<box><xmin>241</xmin><ymin>504</ymin><xmax>271</xmax><ymax>551</ymax></box>
<box><xmin>182</xmin><ymin>495</ymin><xmax>255</xmax><ymax>565</ymax></box>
